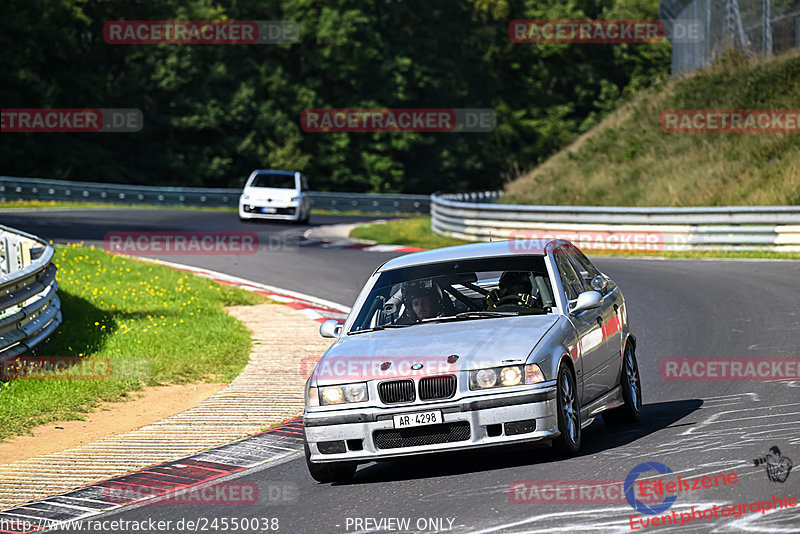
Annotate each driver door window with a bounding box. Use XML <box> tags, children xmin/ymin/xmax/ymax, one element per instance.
<box><xmin>553</xmin><ymin>249</ymin><xmax>585</xmax><ymax>301</ymax></box>
<box><xmin>564</xmin><ymin>244</ymin><xmax>600</xmax><ymax>291</ymax></box>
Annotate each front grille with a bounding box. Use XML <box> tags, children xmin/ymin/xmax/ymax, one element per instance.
<box><xmin>373</xmin><ymin>422</ymin><xmax>471</xmax><ymax>449</ymax></box>
<box><xmin>378</xmin><ymin>380</ymin><xmax>416</xmax><ymax>404</ymax></box>
<box><xmin>244</xmin><ymin>205</ymin><xmax>296</xmax><ymax>215</ymax></box>
<box><xmin>418</xmin><ymin>375</ymin><xmax>456</xmax><ymax>401</ymax></box>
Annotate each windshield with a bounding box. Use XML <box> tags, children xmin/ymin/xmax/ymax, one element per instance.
<box><xmin>249</xmin><ymin>173</ymin><xmax>296</xmax><ymax>189</ymax></box>
<box><xmin>349</xmin><ymin>256</ymin><xmax>554</xmax><ymax>333</ymax></box>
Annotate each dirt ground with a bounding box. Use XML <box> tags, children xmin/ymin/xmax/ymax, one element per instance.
<box><xmin>0</xmin><ymin>382</ymin><xmax>226</xmax><ymax>464</ymax></box>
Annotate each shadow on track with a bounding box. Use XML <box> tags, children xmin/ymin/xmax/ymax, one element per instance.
<box><xmin>343</xmin><ymin>399</ymin><xmax>703</xmax><ymax>485</ymax></box>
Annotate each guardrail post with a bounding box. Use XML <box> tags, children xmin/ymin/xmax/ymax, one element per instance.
<box><xmin>796</xmin><ymin>16</ymin><xmax>800</xmax><ymax>47</ymax></box>
<box><xmin>0</xmin><ymin>236</ymin><xmax>9</xmax><ymax>276</ymax></box>
<box><xmin>762</xmin><ymin>0</ymin><xmax>772</xmax><ymax>57</ymax></box>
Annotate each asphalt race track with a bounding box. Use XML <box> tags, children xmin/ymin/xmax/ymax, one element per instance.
<box><xmin>2</xmin><ymin>208</ymin><xmax>799</xmax><ymax>533</ymax></box>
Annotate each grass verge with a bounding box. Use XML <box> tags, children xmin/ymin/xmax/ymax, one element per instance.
<box><xmin>350</xmin><ymin>217</ymin><xmax>470</xmax><ymax>249</ymax></box>
<box><xmin>503</xmin><ymin>51</ymin><xmax>800</xmax><ymax>206</ymax></box>
<box><xmin>0</xmin><ymin>244</ymin><xmax>267</xmax><ymax>441</ymax></box>
<box><xmin>350</xmin><ymin>217</ymin><xmax>800</xmax><ymax>260</ymax></box>
<box><xmin>0</xmin><ymin>200</ymin><xmax>235</xmax><ymax>211</ymax></box>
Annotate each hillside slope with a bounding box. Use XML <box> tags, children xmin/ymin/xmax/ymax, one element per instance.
<box><xmin>503</xmin><ymin>52</ymin><xmax>800</xmax><ymax>206</ymax></box>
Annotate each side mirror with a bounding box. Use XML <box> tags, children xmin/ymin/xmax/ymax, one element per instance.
<box><xmin>319</xmin><ymin>319</ymin><xmax>343</xmax><ymax>338</ymax></box>
<box><xmin>590</xmin><ymin>275</ymin><xmax>607</xmax><ymax>293</ymax></box>
<box><xmin>569</xmin><ymin>290</ymin><xmax>603</xmax><ymax>314</ymax></box>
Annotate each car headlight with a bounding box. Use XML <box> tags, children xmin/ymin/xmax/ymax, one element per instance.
<box><xmin>242</xmin><ymin>194</ymin><xmax>250</xmax><ymax>201</ymax></box>
<box><xmin>473</xmin><ymin>368</ymin><xmax>497</xmax><ymax>388</ymax></box>
<box><xmin>306</xmin><ymin>385</ymin><xmax>319</xmax><ymax>407</ymax></box>
<box><xmin>500</xmin><ymin>366</ymin><xmax>522</xmax><ymax>386</ymax></box>
<box><xmin>469</xmin><ymin>364</ymin><xmax>545</xmax><ymax>390</ymax></box>
<box><xmin>290</xmin><ymin>196</ymin><xmax>300</xmax><ymax>202</ymax></box>
<box><xmin>318</xmin><ymin>383</ymin><xmax>369</xmax><ymax>405</ymax></box>
<box><xmin>525</xmin><ymin>364</ymin><xmax>546</xmax><ymax>384</ymax></box>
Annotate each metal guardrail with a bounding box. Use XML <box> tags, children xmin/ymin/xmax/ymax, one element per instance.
<box><xmin>431</xmin><ymin>192</ymin><xmax>800</xmax><ymax>252</ymax></box>
<box><xmin>0</xmin><ymin>225</ymin><xmax>62</xmax><ymax>362</ymax></box>
<box><xmin>0</xmin><ymin>176</ymin><xmax>430</xmax><ymax>214</ymax></box>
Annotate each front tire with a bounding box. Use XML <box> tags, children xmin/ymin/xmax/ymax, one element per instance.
<box><xmin>298</xmin><ymin>207</ymin><xmax>310</xmax><ymax>225</ymax></box>
<box><xmin>554</xmin><ymin>362</ymin><xmax>581</xmax><ymax>455</ymax></box>
<box><xmin>304</xmin><ymin>434</ymin><xmax>356</xmax><ymax>483</ymax></box>
<box><xmin>602</xmin><ymin>342</ymin><xmax>642</xmax><ymax>426</ymax></box>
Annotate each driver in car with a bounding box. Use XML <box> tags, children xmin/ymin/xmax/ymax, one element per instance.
<box><xmin>486</xmin><ymin>271</ymin><xmax>539</xmax><ymax>310</ymax></box>
<box><xmin>397</xmin><ymin>281</ymin><xmax>443</xmax><ymax>323</ymax></box>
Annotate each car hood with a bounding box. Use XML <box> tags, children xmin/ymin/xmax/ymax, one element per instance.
<box><xmin>312</xmin><ymin>315</ymin><xmax>560</xmax><ymax>384</ymax></box>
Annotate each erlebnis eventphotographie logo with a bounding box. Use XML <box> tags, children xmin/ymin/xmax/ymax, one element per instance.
<box><xmin>753</xmin><ymin>446</ymin><xmax>793</xmax><ymax>483</ymax></box>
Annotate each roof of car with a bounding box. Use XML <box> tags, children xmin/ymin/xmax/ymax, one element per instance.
<box><xmin>378</xmin><ymin>239</ymin><xmax>557</xmax><ymax>272</ymax></box>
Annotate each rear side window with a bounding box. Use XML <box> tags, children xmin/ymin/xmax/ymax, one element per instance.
<box><xmin>553</xmin><ymin>249</ymin><xmax>585</xmax><ymax>300</ymax></box>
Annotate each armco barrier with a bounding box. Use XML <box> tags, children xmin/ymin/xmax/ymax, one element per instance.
<box><xmin>431</xmin><ymin>193</ymin><xmax>800</xmax><ymax>252</ymax></box>
<box><xmin>0</xmin><ymin>176</ymin><xmax>430</xmax><ymax>214</ymax></box>
<box><xmin>0</xmin><ymin>225</ymin><xmax>62</xmax><ymax>361</ymax></box>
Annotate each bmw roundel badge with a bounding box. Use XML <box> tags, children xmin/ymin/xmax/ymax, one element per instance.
<box><xmin>411</xmin><ymin>363</ymin><xmax>423</xmax><ymax>370</ymax></box>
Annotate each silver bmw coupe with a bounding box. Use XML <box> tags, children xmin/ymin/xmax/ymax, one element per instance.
<box><xmin>303</xmin><ymin>239</ymin><xmax>641</xmax><ymax>482</ymax></box>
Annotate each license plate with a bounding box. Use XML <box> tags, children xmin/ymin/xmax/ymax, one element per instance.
<box><xmin>261</xmin><ymin>207</ymin><xmax>277</xmax><ymax>214</ymax></box>
<box><xmin>393</xmin><ymin>410</ymin><xmax>442</xmax><ymax>428</ymax></box>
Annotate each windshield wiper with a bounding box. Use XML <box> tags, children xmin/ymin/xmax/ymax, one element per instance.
<box><xmin>417</xmin><ymin>311</ymin><xmax>520</xmax><ymax>324</ymax></box>
<box><xmin>454</xmin><ymin>311</ymin><xmax>520</xmax><ymax>318</ymax></box>
<box><xmin>351</xmin><ymin>312</ymin><xmax>520</xmax><ymax>333</ymax></box>
<box><xmin>348</xmin><ymin>324</ymin><xmax>412</xmax><ymax>335</ymax></box>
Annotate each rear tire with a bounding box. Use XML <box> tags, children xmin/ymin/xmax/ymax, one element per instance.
<box><xmin>304</xmin><ymin>434</ymin><xmax>356</xmax><ymax>483</ymax></box>
<box><xmin>602</xmin><ymin>342</ymin><xmax>642</xmax><ymax>426</ymax></box>
<box><xmin>554</xmin><ymin>362</ymin><xmax>581</xmax><ymax>455</ymax></box>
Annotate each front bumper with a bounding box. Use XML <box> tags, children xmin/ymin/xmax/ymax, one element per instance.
<box><xmin>239</xmin><ymin>203</ymin><xmax>299</xmax><ymax>220</ymax></box>
<box><xmin>303</xmin><ymin>383</ymin><xmax>558</xmax><ymax>463</ymax></box>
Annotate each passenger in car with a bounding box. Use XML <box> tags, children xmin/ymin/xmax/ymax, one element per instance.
<box><xmin>486</xmin><ymin>271</ymin><xmax>540</xmax><ymax>311</ymax></box>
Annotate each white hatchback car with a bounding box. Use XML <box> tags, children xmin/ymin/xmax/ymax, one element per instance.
<box><xmin>238</xmin><ymin>170</ymin><xmax>311</xmax><ymax>223</ymax></box>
